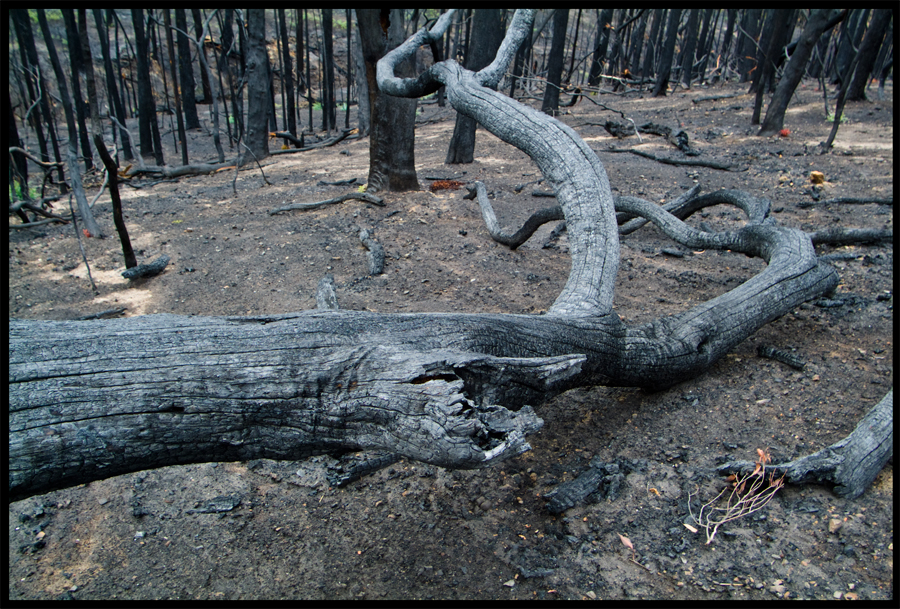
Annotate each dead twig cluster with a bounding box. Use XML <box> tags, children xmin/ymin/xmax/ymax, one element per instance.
<box><xmin>687</xmin><ymin>448</ymin><xmax>785</xmax><ymax>544</ymax></box>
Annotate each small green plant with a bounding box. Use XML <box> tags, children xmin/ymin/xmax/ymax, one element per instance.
<box><xmin>9</xmin><ymin>182</ymin><xmax>41</xmax><ymax>202</ymax></box>
<box><xmin>825</xmin><ymin>113</ymin><xmax>847</xmax><ymax>124</ymax></box>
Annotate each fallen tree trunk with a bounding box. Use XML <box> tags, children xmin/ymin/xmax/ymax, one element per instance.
<box><xmin>124</xmin><ymin>162</ymin><xmax>233</xmax><ymax>179</ymax></box>
<box><xmin>10</xmin><ymin>10</ymin><xmax>861</xmax><ymax>503</ymax></box>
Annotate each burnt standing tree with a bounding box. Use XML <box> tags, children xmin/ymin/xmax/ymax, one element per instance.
<box><xmin>445</xmin><ymin>9</ymin><xmax>504</xmax><ymax>164</ymax></box>
<box><xmin>356</xmin><ymin>9</ymin><xmax>420</xmax><ymax>192</ymax></box>
<box><xmin>244</xmin><ymin>9</ymin><xmax>270</xmax><ymax>163</ymax></box>
<box><xmin>9</xmin><ymin>10</ymin><xmax>891</xmax><ymax>504</ymax></box>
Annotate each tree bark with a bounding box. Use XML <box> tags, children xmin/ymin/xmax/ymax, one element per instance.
<box><xmin>11</xmin><ymin>10</ymin><xmax>849</xmax><ymax>503</ymax></box>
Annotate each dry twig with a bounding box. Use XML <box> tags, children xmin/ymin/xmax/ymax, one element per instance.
<box><xmin>688</xmin><ymin>448</ymin><xmax>785</xmax><ymax>544</ymax></box>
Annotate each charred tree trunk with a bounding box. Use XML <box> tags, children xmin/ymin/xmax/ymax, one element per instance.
<box><xmin>445</xmin><ymin>9</ymin><xmax>504</xmax><ymax>164</ymax></box>
<box><xmin>244</xmin><ymin>9</ymin><xmax>270</xmax><ymax>163</ymax></box>
<box><xmin>11</xmin><ymin>11</ymin><xmax>863</xmax><ymax>504</ymax></box>
<box><xmin>845</xmin><ymin>9</ymin><xmax>893</xmax><ymax>102</ymax></box>
<box><xmin>357</xmin><ymin>9</ymin><xmax>420</xmax><ymax>192</ymax></box>
<box><xmin>94</xmin><ymin>9</ymin><xmax>134</xmax><ymax>160</ymax></box>
<box><xmin>751</xmin><ymin>9</ymin><xmax>795</xmax><ymax>124</ymax></box>
<box><xmin>321</xmin><ymin>9</ymin><xmax>336</xmax><ymax>133</ymax></box>
<box><xmin>36</xmin><ymin>9</ymin><xmax>102</xmax><ymax>237</ymax></box>
<box><xmin>678</xmin><ymin>9</ymin><xmax>700</xmax><ymax>89</ymax></box>
<box><xmin>588</xmin><ymin>9</ymin><xmax>614</xmax><ymax>87</ymax></box>
<box><xmin>652</xmin><ymin>8</ymin><xmax>682</xmax><ymax>97</ymax></box>
<box><xmin>278</xmin><ymin>8</ymin><xmax>297</xmax><ymax>138</ymax></box>
<box><xmin>175</xmin><ymin>9</ymin><xmax>201</xmax><ymax>130</ymax></box>
<box><xmin>61</xmin><ymin>9</ymin><xmax>94</xmax><ymax>172</ymax></box>
<box><xmin>541</xmin><ymin>9</ymin><xmax>569</xmax><ymax>116</ymax></box>
<box><xmin>132</xmin><ymin>9</ymin><xmax>164</xmax><ymax>165</ymax></box>
<box><xmin>758</xmin><ymin>9</ymin><xmax>845</xmax><ymax>136</ymax></box>
<box><xmin>12</xmin><ymin>9</ymin><xmax>66</xmax><ymax>191</ymax></box>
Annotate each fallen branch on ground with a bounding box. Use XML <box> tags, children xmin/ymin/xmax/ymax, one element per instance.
<box><xmin>604</xmin><ymin>147</ymin><xmax>740</xmax><ymax>171</ymax></box>
<box><xmin>121</xmin><ymin>255</ymin><xmax>171</xmax><ymax>280</ymax></box>
<box><xmin>269</xmin><ymin>192</ymin><xmax>384</xmax><ymax>215</ymax></box>
<box><xmin>269</xmin><ymin>128</ymin><xmax>355</xmax><ymax>155</ymax></box>
<box><xmin>809</xmin><ymin>227</ymin><xmax>892</xmax><ymax>245</ymax></box>
<box><xmin>124</xmin><ymin>162</ymin><xmax>233</xmax><ymax>179</ymax></box>
<box><xmin>798</xmin><ymin>197</ymin><xmax>893</xmax><ymax>208</ymax></box>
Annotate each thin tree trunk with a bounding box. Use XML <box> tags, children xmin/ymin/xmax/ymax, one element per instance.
<box><xmin>175</xmin><ymin>9</ymin><xmax>201</xmax><ymax>130</ymax></box>
<box><xmin>244</xmin><ymin>9</ymin><xmax>270</xmax><ymax>162</ymax></box>
<box><xmin>62</xmin><ymin>10</ymin><xmax>94</xmax><ymax>172</ymax></box>
<box><xmin>845</xmin><ymin>9</ymin><xmax>892</xmax><ymax>101</ymax></box>
<box><xmin>751</xmin><ymin>9</ymin><xmax>795</xmax><ymax>125</ymax></box>
<box><xmin>164</xmin><ymin>10</ymin><xmax>189</xmax><ymax>166</ymax></box>
<box><xmin>278</xmin><ymin>9</ymin><xmax>297</xmax><ymax>138</ymax></box>
<box><xmin>446</xmin><ymin>9</ymin><xmax>504</xmax><ymax>164</ymax></box>
<box><xmin>759</xmin><ymin>9</ymin><xmax>844</xmax><ymax>136</ymax></box>
<box><xmin>192</xmin><ymin>9</ymin><xmax>214</xmax><ymax>104</ymax></box>
<box><xmin>541</xmin><ymin>9</ymin><xmax>569</xmax><ymax>115</ymax></box>
<box><xmin>11</xmin><ymin>9</ymin><xmax>53</xmax><ymax>174</ymax></box>
<box><xmin>36</xmin><ymin>8</ymin><xmax>102</xmax><ymax>237</ymax></box>
<box><xmin>679</xmin><ymin>9</ymin><xmax>701</xmax><ymax>89</ymax></box>
<box><xmin>322</xmin><ymin>9</ymin><xmax>336</xmax><ymax>133</ymax></box>
<box><xmin>652</xmin><ymin>8</ymin><xmax>682</xmax><ymax>97</ymax></box>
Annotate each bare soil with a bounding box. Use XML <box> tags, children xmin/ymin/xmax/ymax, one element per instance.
<box><xmin>8</xmin><ymin>80</ymin><xmax>893</xmax><ymax>600</ymax></box>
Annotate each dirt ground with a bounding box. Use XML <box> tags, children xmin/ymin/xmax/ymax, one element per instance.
<box><xmin>8</xmin><ymin>80</ymin><xmax>893</xmax><ymax>600</ymax></box>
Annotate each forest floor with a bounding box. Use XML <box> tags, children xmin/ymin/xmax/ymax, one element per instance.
<box><xmin>8</xmin><ymin>79</ymin><xmax>894</xmax><ymax>600</ymax></box>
